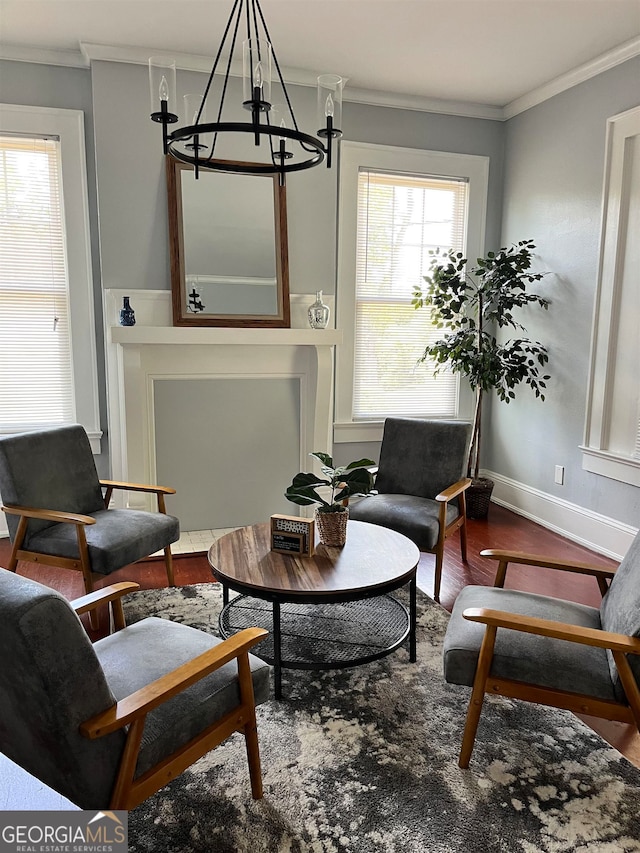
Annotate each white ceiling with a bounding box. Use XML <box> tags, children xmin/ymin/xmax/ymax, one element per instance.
<box><xmin>1</xmin><ymin>0</ymin><xmax>639</xmax><ymax>109</ymax></box>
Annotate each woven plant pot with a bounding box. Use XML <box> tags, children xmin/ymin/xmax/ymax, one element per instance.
<box><xmin>315</xmin><ymin>507</ymin><xmax>349</xmax><ymax>547</ymax></box>
<box><xmin>466</xmin><ymin>477</ymin><xmax>494</xmax><ymax>519</ymax></box>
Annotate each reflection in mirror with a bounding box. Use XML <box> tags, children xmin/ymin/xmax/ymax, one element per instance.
<box><xmin>167</xmin><ymin>157</ymin><xmax>290</xmax><ymax>327</ymax></box>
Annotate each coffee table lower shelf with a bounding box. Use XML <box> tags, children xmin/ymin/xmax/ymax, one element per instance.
<box><xmin>219</xmin><ymin>593</ymin><xmax>410</xmax><ymax>672</ymax></box>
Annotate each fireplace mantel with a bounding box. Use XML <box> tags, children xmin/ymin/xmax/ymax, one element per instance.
<box><xmin>110</xmin><ymin>325</ymin><xmax>341</xmax><ymax>347</ymax></box>
<box><xmin>104</xmin><ymin>289</ymin><xmax>341</xmax><ymax>524</ymax></box>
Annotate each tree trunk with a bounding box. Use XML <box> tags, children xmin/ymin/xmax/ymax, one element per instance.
<box><xmin>468</xmin><ymin>387</ymin><xmax>483</xmax><ymax>480</ymax></box>
<box><xmin>468</xmin><ymin>289</ymin><xmax>484</xmax><ymax>481</ymax></box>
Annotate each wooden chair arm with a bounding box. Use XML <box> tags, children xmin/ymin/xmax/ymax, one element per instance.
<box><xmin>480</xmin><ymin>549</ymin><xmax>617</xmax><ymax>579</ymax></box>
<box><xmin>71</xmin><ymin>582</ymin><xmax>140</xmax><ymax>615</ymax></box>
<box><xmin>462</xmin><ymin>607</ymin><xmax>640</xmax><ymax>654</ymax></box>
<box><xmin>436</xmin><ymin>478</ymin><xmax>472</xmax><ymax>503</ymax></box>
<box><xmin>80</xmin><ymin>626</ymin><xmax>269</xmax><ymax>739</ymax></box>
<box><xmin>100</xmin><ymin>480</ymin><xmax>176</xmax><ymax>496</ymax></box>
<box><xmin>1</xmin><ymin>504</ymin><xmax>96</xmax><ymax>526</ymax></box>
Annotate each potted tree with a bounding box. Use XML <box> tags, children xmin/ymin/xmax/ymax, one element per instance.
<box><xmin>285</xmin><ymin>452</ymin><xmax>375</xmax><ymax>546</ymax></box>
<box><xmin>412</xmin><ymin>239</ymin><xmax>550</xmax><ymax>518</ymax></box>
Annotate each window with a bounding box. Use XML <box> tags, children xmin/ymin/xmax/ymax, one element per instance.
<box><xmin>582</xmin><ymin>105</ymin><xmax>640</xmax><ymax>487</ymax></box>
<box><xmin>0</xmin><ymin>136</ymin><xmax>75</xmax><ymax>427</ymax></box>
<box><xmin>353</xmin><ymin>169</ymin><xmax>467</xmax><ymax>420</ymax></box>
<box><xmin>0</xmin><ymin>105</ymin><xmax>100</xmax><ymax>449</ymax></box>
<box><xmin>335</xmin><ymin>142</ymin><xmax>489</xmax><ymax>443</ymax></box>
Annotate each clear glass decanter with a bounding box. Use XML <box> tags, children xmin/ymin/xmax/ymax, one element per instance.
<box><xmin>308</xmin><ymin>290</ymin><xmax>330</xmax><ymax>330</ymax></box>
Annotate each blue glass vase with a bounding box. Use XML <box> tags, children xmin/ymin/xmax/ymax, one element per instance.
<box><xmin>119</xmin><ymin>296</ymin><xmax>136</xmax><ymax>326</ymax></box>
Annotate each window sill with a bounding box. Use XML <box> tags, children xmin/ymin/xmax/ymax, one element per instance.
<box><xmin>333</xmin><ymin>421</ymin><xmax>385</xmax><ymax>444</ymax></box>
<box><xmin>580</xmin><ymin>446</ymin><xmax>640</xmax><ymax>487</ymax></box>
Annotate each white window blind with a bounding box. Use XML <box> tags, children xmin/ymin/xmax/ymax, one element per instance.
<box><xmin>353</xmin><ymin>169</ymin><xmax>468</xmax><ymax>420</ymax></box>
<box><xmin>0</xmin><ymin>135</ymin><xmax>75</xmax><ymax>430</ymax></box>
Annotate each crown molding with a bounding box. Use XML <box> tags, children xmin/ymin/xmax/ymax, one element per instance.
<box><xmin>2</xmin><ymin>36</ymin><xmax>638</xmax><ymax>122</ymax></box>
<box><xmin>80</xmin><ymin>42</ymin><xmax>331</xmax><ymax>89</ymax></box>
<box><xmin>343</xmin><ymin>86</ymin><xmax>504</xmax><ymax>121</ymax></box>
<box><xmin>504</xmin><ymin>35</ymin><xmax>640</xmax><ymax>119</ymax></box>
<box><xmin>81</xmin><ymin>42</ymin><xmax>501</xmax><ymax>120</ymax></box>
<box><xmin>0</xmin><ymin>43</ymin><xmax>88</xmax><ymax>68</ymax></box>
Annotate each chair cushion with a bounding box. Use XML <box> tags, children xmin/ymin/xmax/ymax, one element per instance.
<box><xmin>0</xmin><ymin>569</ymin><xmax>125</xmax><ymax>809</ymax></box>
<box><xmin>374</xmin><ymin>418</ymin><xmax>471</xmax><ymax>500</ymax></box>
<box><xmin>600</xmin><ymin>530</ymin><xmax>640</xmax><ymax>701</ymax></box>
<box><xmin>94</xmin><ymin>616</ymin><xmax>271</xmax><ymax>778</ymax></box>
<box><xmin>0</xmin><ymin>424</ymin><xmax>105</xmax><ymax>541</ymax></box>
<box><xmin>444</xmin><ymin>585</ymin><xmax>618</xmax><ymax>703</ymax></box>
<box><xmin>348</xmin><ymin>494</ymin><xmax>459</xmax><ymax>551</ymax></box>
<box><xmin>26</xmin><ymin>509</ymin><xmax>180</xmax><ymax>575</ymax></box>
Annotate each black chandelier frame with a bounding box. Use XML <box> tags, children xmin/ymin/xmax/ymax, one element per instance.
<box><xmin>150</xmin><ymin>0</ymin><xmax>342</xmax><ymax>179</ymax></box>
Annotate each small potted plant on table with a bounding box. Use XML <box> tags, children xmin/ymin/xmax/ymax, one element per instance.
<box><xmin>285</xmin><ymin>452</ymin><xmax>375</xmax><ymax>546</ymax></box>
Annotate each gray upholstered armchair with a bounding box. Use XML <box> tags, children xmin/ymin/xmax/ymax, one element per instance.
<box><xmin>347</xmin><ymin>418</ymin><xmax>472</xmax><ymax>602</ymax></box>
<box><xmin>443</xmin><ymin>531</ymin><xmax>640</xmax><ymax>768</ymax></box>
<box><xmin>0</xmin><ymin>424</ymin><xmax>180</xmax><ymax>594</ymax></box>
<box><xmin>0</xmin><ymin>568</ymin><xmax>271</xmax><ymax>809</ymax></box>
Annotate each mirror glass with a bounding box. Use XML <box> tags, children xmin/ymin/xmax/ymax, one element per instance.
<box><xmin>167</xmin><ymin>158</ymin><xmax>290</xmax><ymax>327</ymax></box>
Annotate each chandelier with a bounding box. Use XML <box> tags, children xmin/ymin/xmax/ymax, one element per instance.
<box><xmin>149</xmin><ymin>0</ymin><xmax>344</xmax><ymax>180</ymax></box>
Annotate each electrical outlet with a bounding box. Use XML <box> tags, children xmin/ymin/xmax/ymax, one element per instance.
<box><xmin>554</xmin><ymin>465</ymin><xmax>565</xmax><ymax>485</ymax></box>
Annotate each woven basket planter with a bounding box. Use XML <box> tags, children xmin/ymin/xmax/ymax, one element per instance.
<box><xmin>315</xmin><ymin>508</ymin><xmax>349</xmax><ymax>546</ymax></box>
<box><xmin>465</xmin><ymin>477</ymin><xmax>494</xmax><ymax>519</ymax></box>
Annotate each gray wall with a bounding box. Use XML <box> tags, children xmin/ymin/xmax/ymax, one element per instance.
<box><xmin>485</xmin><ymin>56</ymin><xmax>640</xmax><ymax>527</ymax></box>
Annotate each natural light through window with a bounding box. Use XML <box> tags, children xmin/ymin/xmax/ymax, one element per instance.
<box><xmin>353</xmin><ymin>170</ymin><xmax>468</xmax><ymax>420</ymax></box>
<box><xmin>0</xmin><ymin>135</ymin><xmax>75</xmax><ymax>430</ymax></box>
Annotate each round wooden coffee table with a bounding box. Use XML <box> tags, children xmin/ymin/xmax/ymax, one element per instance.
<box><xmin>208</xmin><ymin>520</ymin><xmax>420</xmax><ymax>698</ymax></box>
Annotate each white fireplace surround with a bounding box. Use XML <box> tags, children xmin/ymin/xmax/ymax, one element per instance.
<box><xmin>104</xmin><ymin>289</ymin><xmax>341</xmax><ymax>519</ymax></box>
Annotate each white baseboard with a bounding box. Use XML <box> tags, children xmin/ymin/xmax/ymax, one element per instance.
<box><xmin>484</xmin><ymin>470</ymin><xmax>637</xmax><ymax>561</ymax></box>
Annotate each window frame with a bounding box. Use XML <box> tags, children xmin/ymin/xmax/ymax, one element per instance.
<box><xmin>0</xmin><ymin>103</ymin><xmax>101</xmax><ymax>452</ymax></box>
<box><xmin>582</xmin><ymin>105</ymin><xmax>640</xmax><ymax>487</ymax></box>
<box><xmin>335</xmin><ymin>141</ymin><xmax>489</xmax><ymax>444</ymax></box>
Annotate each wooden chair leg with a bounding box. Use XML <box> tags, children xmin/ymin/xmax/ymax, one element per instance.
<box><xmin>612</xmin><ymin>651</ymin><xmax>640</xmax><ymax>733</ymax></box>
<box><xmin>244</xmin><ymin>716</ymin><xmax>263</xmax><ymax>799</ymax></box>
<box><xmin>164</xmin><ymin>546</ymin><xmax>175</xmax><ymax>587</ymax></box>
<box><xmin>459</xmin><ymin>494</ymin><xmax>468</xmax><ymax>563</ymax></box>
<box><xmin>433</xmin><ymin>547</ymin><xmax>444</xmax><ymax>604</ymax></box>
<box><xmin>109</xmin><ymin>717</ymin><xmax>146</xmax><ymax>810</ymax></box>
<box><xmin>459</xmin><ymin>625</ymin><xmax>497</xmax><ymax>769</ymax></box>
<box><xmin>237</xmin><ymin>652</ymin><xmax>263</xmax><ymax>799</ymax></box>
<box><xmin>7</xmin><ymin>542</ymin><xmax>19</xmax><ymax>572</ymax></box>
<box><xmin>7</xmin><ymin>516</ymin><xmax>28</xmax><ymax>572</ymax></box>
<box><xmin>459</xmin><ymin>522</ymin><xmax>468</xmax><ymax>565</ymax></box>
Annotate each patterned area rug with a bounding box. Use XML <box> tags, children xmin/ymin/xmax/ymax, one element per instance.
<box><xmin>122</xmin><ymin>584</ymin><xmax>640</xmax><ymax>853</ymax></box>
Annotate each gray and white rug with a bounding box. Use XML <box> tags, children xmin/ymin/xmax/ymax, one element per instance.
<box><xmin>123</xmin><ymin>584</ymin><xmax>640</xmax><ymax>853</ymax></box>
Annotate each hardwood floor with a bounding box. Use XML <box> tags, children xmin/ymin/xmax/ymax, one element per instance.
<box><xmin>1</xmin><ymin>504</ymin><xmax>638</xmax><ymax>810</ymax></box>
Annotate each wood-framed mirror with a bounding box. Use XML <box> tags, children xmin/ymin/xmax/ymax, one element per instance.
<box><xmin>166</xmin><ymin>157</ymin><xmax>290</xmax><ymax>327</ymax></box>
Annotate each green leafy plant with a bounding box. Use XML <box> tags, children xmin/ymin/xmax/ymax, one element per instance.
<box><xmin>412</xmin><ymin>239</ymin><xmax>550</xmax><ymax>480</ymax></box>
<box><xmin>285</xmin><ymin>452</ymin><xmax>375</xmax><ymax>513</ymax></box>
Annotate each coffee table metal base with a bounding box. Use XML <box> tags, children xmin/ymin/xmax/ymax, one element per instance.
<box><xmin>219</xmin><ymin>592</ymin><xmax>410</xmax><ymax>696</ymax></box>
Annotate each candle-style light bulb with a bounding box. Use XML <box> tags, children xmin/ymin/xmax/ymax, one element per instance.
<box><xmin>254</xmin><ymin>61</ymin><xmax>264</xmax><ymax>92</ymax></box>
<box><xmin>279</xmin><ymin>118</ymin><xmax>286</xmax><ymax>141</ymax></box>
<box><xmin>159</xmin><ymin>75</ymin><xmax>169</xmax><ymax>102</ymax></box>
<box><xmin>325</xmin><ymin>93</ymin><xmax>334</xmax><ymax>118</ymax></box>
